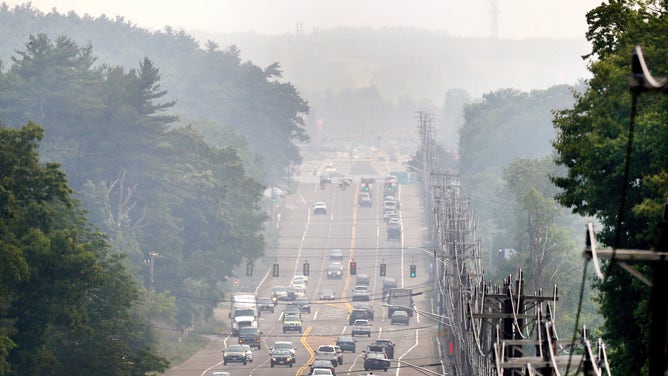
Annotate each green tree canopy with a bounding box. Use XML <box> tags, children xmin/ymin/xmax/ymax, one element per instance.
<box><xmin>0</xmin><ymin>122</ymin><xmax>168</xmax><ymax>375</ymax></box>
<box><xmin>552</xmin><ymin>0</ymin><xmax>668</xmax><ymax>371</ymax></box>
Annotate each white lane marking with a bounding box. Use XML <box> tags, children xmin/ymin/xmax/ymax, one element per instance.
<box><xmin>292</xmin><ymin>208</ymin><xmax>312</xmax><ymax>272</ymax></box>
<box><xmin>396</xmin><ymin>329</ymin><xmax>420</xmax><ymax>375</ymax></box>
<box><xmin>399</xmin><ymin>184</ymin><xmax>405</xmax><ymax>288</ymax></box>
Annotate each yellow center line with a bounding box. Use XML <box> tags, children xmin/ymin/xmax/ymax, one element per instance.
<box><xmin>343</xmin><ymin>184</ymin><xmax>360</xmax><ymax>313</ymax></box>
<box><xmin>297</xmin><ymin>326</ymin><xmax>314</xmax><ymax>375</ymax></box>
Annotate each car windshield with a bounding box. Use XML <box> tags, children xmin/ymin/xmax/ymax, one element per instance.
<box><xmin>272</xmin><ymin>349</ymin><xmax>291</xmax><ymax>355</ymax></box>
<box><xmin>274</xmin><ymin>342</ymin><xmax>293</xmax><ymax>350</ymax></box>
<box><xmin>226</xmin><ymin>345</ymin><xmax>244</xmax><ymax>352</ymax></box>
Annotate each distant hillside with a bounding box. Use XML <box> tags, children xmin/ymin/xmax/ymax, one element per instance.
<box><xmin>193</xmin><ymin>27</ymin><xmax>592</xmax><ymax>102</ymax></box>
<box><xmin>0</xmin><ymin>4</ymin><xmax>591</xmax><ymax>149</ymax></box>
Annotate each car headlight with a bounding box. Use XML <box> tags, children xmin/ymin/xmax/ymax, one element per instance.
<box><xmin>287</xmin><ymin>357</ymin><xmax>292</xmax><ymax>361</ymax></box>
<box><xmin>272</xmin><ymin>357</ymin><xmax>277</xmax><ymax>361</ymax></box>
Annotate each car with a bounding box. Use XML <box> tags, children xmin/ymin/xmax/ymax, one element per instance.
<box><xmin>383</xmin><ymin>209</ymin><xmax>397</xmax><ymax>221</ymax></box>
<box><xmin>359</xmin><ymin>196</ymin><xmax>372</xmax><ymax>207</ymax></box>
<box><xmin>283</xmin><ymin>314</ymin><xmax>303</xmax><ymax>333</ymax></box>
<box><xmin>387</xmin><ymin>217</ymin><xmax>401</xmax><ymax>227</ymax></box>
<box><xmin>285</xmin><ymin>286</ymin><xmax>297</xmax><ymax>300</ymax></box>
<box><xmin>223</xmin><ymin>344</ymin><xmax>248</xmax><ymax>365</ymax></box>
<box><xmin>240</xmin><ymin>344</ymin><xmax>254</xmax><ymax>362</ymax></box>
<box><xmin>292</xmin><ymin>274</ymin><xmax>309</xmax><ymax>285</ymax></box>
<box><xmin>258</xmin><ymin>297</ymin><xmax>275</xmax><ymax>314</ymax></box>
<box><xmin>333</xmin><ymin>345</ymin><xmax>344</xmax><ymax>364</ymax></box>
<box><xmin>291</xmin><ymin>278</ymin><xmax>307</xmax><ymax>289</ymax></box>
<box><xmin>356</xmin><ymin>274</ymin><xmax>370</xmax><ymax>286</ymax></box>
<box><xmin>382</xmin><ymin>277</ymin><xmax>398</xmax><ymax>299</ymax></box>
<box><xmin>373</xmin><ymin>340</ymin><xmax>395</xmax><ymax>359</ymax></box>
<box><xmin>272</xmin><ymin>286</ymin><xmax>289</xmax><ymax>301</ymax></box>
<box><xmin>352</xmin><ymin>285</ymin><xmax>370</xmax><ymax>301</ymax></box>
<box><xmin>313</xmin><ymin>201</ymin><xmax>328</xmax><ymax>215</ymax></box>
<box><xmin>293</xmin><ymin>284</ymin><xmax>306</xmax><ymax>297</ymax></box>
<box><xmin>320</xmin><ymin>289</ymin><xmax>336</xmax><ymax>300</ymax></box>
<box><xmin>352</xmin><ymin>319</ymin><xmax>372</xmax><ymax>337</ymax></box>
<box><xmin>310</xmin><ymin>368</ymin><xmax>334</xmax><ymax>376</ymax></box>
<box><xmin>348</xmin><ymin>308</ymin><xmax>370</xmax><ymax>325</ymax></box>
<box><xmin>270</xmin><ymin>348</ymin><xmax>295</xmax><ymax>367</ymax></box>
<box><xmin>310</xmin><ymin>360</ymin><xmax>336</xmax><ymax>375</ymax></box>
<box><xmin>329</xmin><ymin>248</ymin><xmax>344</xmax><ymax>260</ymax></box>
<box><xmin>336</xmin><ymin>335</ymin><xmax>356</xmax><ymax>353</ymax></box>
<box><xmin>296</xmin><ymin>297</ymin><xmax>311</xmax><ymax>313</ymax></box>
<box><xmin>384</xmin><ymin>200</ymin><xmax>398</xmax><ymax>210</ymax></box>
<box><xmin>271</xmin><ymin>341</ymin><xmax>297</xmax><ymax>360</ymax></box>
<box><xmin>319</xmin><ymin>175</ymin><xmax>332</xmax><ymax>184</ymax></box>
<box><xmin>385</xmin><ymin>212</ymin><xmax>400</xmax><ymax>224</ymax></box>
<box><xmin>353</xmin><ymin>302</ymin><xmax>375</xmax><ymax>320</ymax></box>
<box><xmin>324</xmin><ymin>164</ymin><xmax>336</xmax><ymax>174</ymax></box>
<box><xmin>316</xmin><ymin>345</ymin><xmax>339</xmax><ymax>367</ymax></box>
<box><xmin>238</xmin><ymin>327</ymin><xmax>262</xmax><ymax>349</ymax></box>
<box><xmin>327</xmin><ymin>263</ymin><xmax>343</xmax><ymax>279</ymax></box>
<box><xmin>391</xmin><ymin>310</ymin><xmax>410</xmax><ymax>325</ymax></box>
<box><xmin>284</xmin><ymin>303</ymin><xmax>302</xmax><ymax>319</ymax></box>
<box><xmin>364</xmin><ymin>351</ymin><xmax>390</xmax><ymax>372</ymax></box>
<box><xmin>387</xmin><ymin>225</ymin><xmax>402</xmax><ymax>241</ymax></box>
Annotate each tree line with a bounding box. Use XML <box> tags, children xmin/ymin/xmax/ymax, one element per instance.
<box><xmin>453</xmin><ymin>1</ymin><xmax>668</xmax><ymax>372</ymax></box>
<box><xmin>0</xmin><ymin>30</ymin><xmax>309</xmax><ymax>374</ymax></box>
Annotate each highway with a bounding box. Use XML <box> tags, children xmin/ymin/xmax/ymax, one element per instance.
<box><xmin>166</xmin><ymin>152</ymin><xmax>444</xmax><ymax>376</ymax></box>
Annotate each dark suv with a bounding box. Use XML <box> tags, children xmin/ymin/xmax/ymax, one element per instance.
<box><xmin>348</xmin><ymin>309</ymin><xmax>370</xmax><ymax>325</ymax></box>
<box><xmin>238</xmin><ymin>327</ymin><xmax>262</xmax><ymax>350</ymax></box>
<box><xmin>258</xmin><ymin>298</ymin><xmax>275</xmax><ymax>314</ymax></box>
<box><xmin>336</xmin><ymin>335</ymin><xmax>356</xmax><ymax>353</ymax></box>
<box><xmin>296</xmin><ymin>298</ymin><xmax>311</xmax><ymax>313</ymax></box>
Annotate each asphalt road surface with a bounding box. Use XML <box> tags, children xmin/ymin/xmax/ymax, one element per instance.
<box><xmin>165</xmin><ymin>152</ymin><xmax>445</xmax><ymax>376</ymax></box>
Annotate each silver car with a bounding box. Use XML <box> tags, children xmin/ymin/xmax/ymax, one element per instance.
<box><xmin>240</xmin><ymin>344</ymin><xmax>254</xmax><ymax>362</ymax></box>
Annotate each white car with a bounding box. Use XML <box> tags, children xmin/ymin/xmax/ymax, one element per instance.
<box><xmin>292</xmin><ymin>274</ymin><xmax>308</xmax><ymax>284</ymax></box>
<box><xmin>311</xmin><ymin>369</ymin><xmax>334</xmax><ymax>376</ymax></box>
<box><xmin>240</xmin><ymin>344</ymin><xmax>254</xmax><ymax>362</ymax></box>
<box><xmin>313</xmin><ymin>201</ymin><xmax>328</xmax><ymax>215</ymax></box>
<box><xmin>291</xmin><ymin>278</ymin><xmax>307</xmax><ymax>288</ymax></box>
<box><xmin>293</xmin><ymin>285</ymin><xmax>306</xmax><ymax>297</ymax></box>
<box><xmin>352</xmin><ymin>285</ymin><xmax>370</xmax><ymax>301</ymax></box>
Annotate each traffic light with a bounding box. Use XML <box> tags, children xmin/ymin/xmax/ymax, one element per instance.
<box><xmin>303</xmin><ymin>262</ymin><xmax>310</xmax><ymax>276</ymax></box>
<box><xmin>380</xmin><ymin>263</ymin><xmax>387</xmax><ymax>277</ymax></box>
<box><xmin>409</xmin><ymin>264</ymin><xmax>416</xmax><ymax>278</ymax></box>
<box><xmin>246</xmin><ymin>261</ymin><xmax>253</xmax><ymax>276</ymax></box>
<box><xmin>363</xmin><ymin>183</ymin><xmax>370</xmax><ymax>191</ymax></box>
<box><xmin>349</xmin><ymin>261</ymin><xmax>357</xmax><ymax>275</ymax></box>
<box><xmin>272</xmin><ymin>263</ymin><xmax>279</xmax><ymax>277</ymax></box>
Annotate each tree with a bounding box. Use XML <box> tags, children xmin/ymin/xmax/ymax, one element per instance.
<box><xmin>0</xmin><ymin>122</ymin><xmax>168</xmax><ymax>375</ymax></box>
<box><xmin>552</xmin><ymin>1</ymin><xmax>668</xmax><ymax>371</ymax></box>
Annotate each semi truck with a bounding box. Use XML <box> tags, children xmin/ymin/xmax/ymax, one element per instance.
<box><xmin>386</xmin><ymin>288</ymin><xmax>414</xmax><ymax>317</ymax></box>
<box><xmin>230</xmin><ymin>293</ymin><xmax>258</xmax><ymax>336</ymax></box>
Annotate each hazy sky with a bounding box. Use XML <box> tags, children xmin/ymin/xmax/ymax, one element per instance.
<box><xmin>6</xmin><ymin>0</ymin><xmax>602</xmax><ymax>39</ymax></box>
